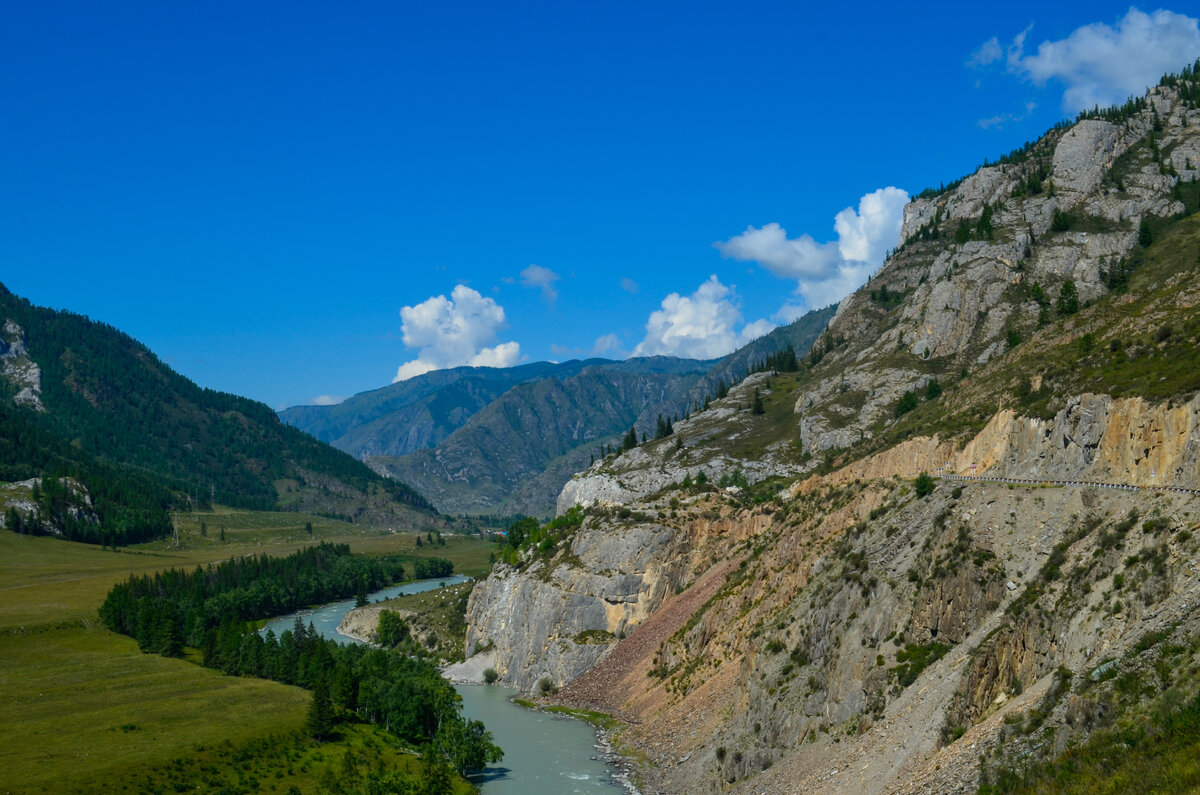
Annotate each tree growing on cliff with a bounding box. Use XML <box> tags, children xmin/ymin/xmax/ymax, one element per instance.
<box><xmin>1057</xmin><ymin>280</ymin><xmax>1079</xmax><ymax>315</ymax></box>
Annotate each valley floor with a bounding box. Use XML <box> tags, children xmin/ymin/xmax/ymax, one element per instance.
<box><xmin>0</xmin><ymin>516</ymin><xmax>492</xmax><ymax>793</ymax></box>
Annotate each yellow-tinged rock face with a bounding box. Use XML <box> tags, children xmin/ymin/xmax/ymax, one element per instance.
<box><xmin>801</xmin><ymin>393</ymin><xmax>1200</xmax><ymax>491</ymax></box>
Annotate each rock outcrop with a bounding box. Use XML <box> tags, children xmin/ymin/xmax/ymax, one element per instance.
<box><xmin>465</xmin><ymin>519</ymin><xmax>692</xmax><ymax>690</ymax></box>
<box><xmin>809</xmin><ymin>392</ymin><xmax>1200</xmax><ymax>490</ymax></box>
<box><xmin>1</xmin><ymin>320</ymin><xmax>44</xmax><ymax>411</ymax></box>
<box><xmin>0</xmin><ymin>477</ymin><xmax>99</xmax><ymax>534</ymax></box>
<box><xmin>798</xmin><ymin>85</ymin><xmax>1195</xmax><ymax>459</ymax></box>
<box><xmin>558</xmin><ymin>372</ymin><xmax>808</xmax><ymax>513</ymax></box>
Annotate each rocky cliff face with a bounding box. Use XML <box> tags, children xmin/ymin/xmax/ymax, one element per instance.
<box><xmin>557</xmin><ymin>371</ymin><xmax>804</xmax><ymax>514</ymax></box>
<box><xmin>812</xmin><ymin>392</ymin><xmax>1200</xmax><ymax>490</ymax></box>
<box><xmin>464</xmin><ymin>76</ymin><xmax>1200</xmax><ymax>794</ymax></box>
<box><xmin>465</xmin><ymin>519</ymin><xmax>693</xmax><ymax>690</ymax></box>
<box><xmin>796</xmin><ymin>85</ymin><xmax>1197</xmax><ymax>459</ymax></box>
<box><xmin>0</xmin><ymin>320</ymin><xmax>44</xmax><ymax>411</ymax></box>
<box><xmin>467</xmin><ymin>394</ymin><xmax>1200</xmax><ymax>792</ymax></box>
<box><xmin>0</xmin><ymin>477</ymin><xmax>100</xmax><ymax>534</ymax></box>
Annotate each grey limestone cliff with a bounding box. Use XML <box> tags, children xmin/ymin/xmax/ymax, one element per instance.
<box><xmin>797</xmin><ymin>85</ymin><xmax>1197</xmax><ymax>459</ymax></box>
<box><xmin>465</xmin><ymin>518</ymin><xmax>688</xmax><ymax>691</ymax></box>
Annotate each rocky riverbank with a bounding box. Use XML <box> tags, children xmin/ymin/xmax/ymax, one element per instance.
<box><xmin>335</xmin><ymin>603</ymin><xmax>395</xmax><ymax>645</ymax></box>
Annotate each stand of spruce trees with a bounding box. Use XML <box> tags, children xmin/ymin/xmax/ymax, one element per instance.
<box><xmin>98</xmin><ymin>543</ymin><xmax>498</xmax><ymax>775</ymax></box>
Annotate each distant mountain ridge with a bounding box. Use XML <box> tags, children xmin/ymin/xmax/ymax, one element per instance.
<box><xmin>279</xmin><ymin>357</ymin><xmax>714</xmax><ymax>459</ymax></box>
<box><xmin>282</xmin><ymin>307</ymin><xmax>835</xmax><ymax>516</ymax></box>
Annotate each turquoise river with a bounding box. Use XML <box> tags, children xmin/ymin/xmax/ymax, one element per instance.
<box><xmin>261</xmin><ymin>576</ymin><xmax>632</xmax><ymax>793</ymax></box>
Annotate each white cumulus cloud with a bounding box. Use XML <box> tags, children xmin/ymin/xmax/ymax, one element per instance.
<box><xmin>984</xmin><ymin>9</ymin><xmax>1200</xmax><ymax>113</ymax></box>
<box><xmin>393</xmin><ymin>285</ymin><xmax>522</xmax><ymax>382</ymax></box>
<box><xmin>310</xmin><ymin>394</ymin><xmax>345</xmax><ymax>406</ymax></box>
<box><xmin>715</xmin><ymin>186</ymin><xmax>908</xmax><ymax>313</ymax></box>
<box><xmin>520</xmin><ymin>264</ymin><xmax>560</xmax><ymax>303</ymax></box>
<box><xmin>713</xmin><ymin>222</ymin><xmax>840</xmax><ymax>280</ymax></box>
<box><xmin>632</xmin><ymin>275</ymin><xmax>772</xmax><ymax>360</ymax></box>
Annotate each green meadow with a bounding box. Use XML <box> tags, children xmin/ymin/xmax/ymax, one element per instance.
<box><xmin>0</xmin><ymin>513</ymin><xmax>492</xmax><ymax>793</ymax></box>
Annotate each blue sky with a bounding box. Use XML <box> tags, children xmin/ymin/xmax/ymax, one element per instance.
<box><xmin>4</xmin><ymin>2</ymin><xmax>1199</xmax><ymax>408</ymax></box>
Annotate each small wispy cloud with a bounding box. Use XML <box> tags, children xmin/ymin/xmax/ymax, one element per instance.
<box><xmin>520</xmin><ymin>264</ymin><xmax>561</xmax><ymax>303</ymax></box>
<box><xmin>978</xmin><ymin>101</ymin><xmax>1038</xmax><ymax>130</ymax></box>
<box><xmin>592</xmin><ymin>333</ymin><xmax>622</xmax><ymax>355</ymax></box>
<box><xmin>620</xmin><ymin>277</ymin><xmax>639</xmax><ymax>293</ymax></box>
<box><xmin>967</xmin><ymin>36</ymin><xmax>1004</xmax><ymax>68</ymax></box>
<box><xmin>310</xmin><ymin>394</ymin><xmax>345</xmax><ymax>406</ymax></box>
<box><xmin>548</xmin><ymin>334</ymin><xmax>627</xmax><ymax>360</ymax></box>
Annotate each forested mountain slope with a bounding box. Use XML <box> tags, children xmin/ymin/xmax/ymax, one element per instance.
<box><xmin>0</xmin><ymin>285</ymin><xmax>439</xmax><ymax>544</ymax></box>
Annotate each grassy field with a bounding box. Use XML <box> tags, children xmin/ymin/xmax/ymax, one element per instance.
<box><xmin>0</xmin><ymin>511</ymin><xmax>494</xmax><ymax>631</ymax></box>
<box><xmin>1</xmin><ymin>624</ymin><xmax>308</xmax><ymax>792</ymax></box>
<box><xmin>0</xmin><ymin>510</ymin><xmax>493</xmax><ymax>793</ymax></box>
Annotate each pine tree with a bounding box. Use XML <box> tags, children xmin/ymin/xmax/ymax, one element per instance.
<box><xmin>655</xmin><ymin>414</ymin><xmax>670</xmax><ymax>439</ymax></box>
<box><xmin>152</xmin><ymin>603</ymin><xmax>184</xmax><ymax>657</ymax></box>
<box><xmin>307</xmin><ymin>677</ymin><xmax>335</xmax><ymax>739</ymax></box>
<box><xmin>895</xmin><ymin>390</ymin><xmax>919</xmax><ymax>418</ymax></box>
<box><xmin>420</xmin><ymin>744</ymin><xmax>455</xmax><ymax>794</ymax></box>
<box><xmin>976</xmin><ymin>203</ymin><xmax>994</xmax><ymax>240</ymax></box>
<box><xmin>1056</xmin><ymin>280</ymin><xmax>1079</xmax><ymax>315</ymax></box>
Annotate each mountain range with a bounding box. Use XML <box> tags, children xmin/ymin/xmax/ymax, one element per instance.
<box><xmin>281</xmin><ymin>306</ymin><xmax>834</xmax><ymax>516</ymax></box>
